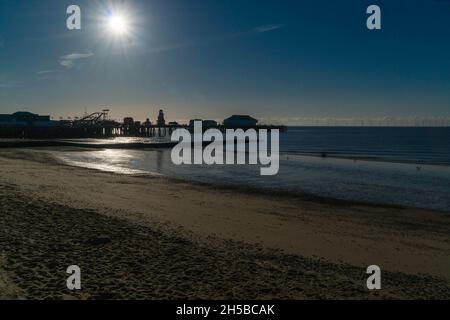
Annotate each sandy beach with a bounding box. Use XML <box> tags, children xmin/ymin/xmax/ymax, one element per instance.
<box><xmin>0</xmin><ymin>148</ymin><xmax>449</xmax><ymax>299</ymax></box>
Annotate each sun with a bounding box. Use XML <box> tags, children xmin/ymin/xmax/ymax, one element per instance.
<box><xmin>107</xmin><ymin>14</ymin><xmax>129</xmax><ymax>35</ymax></box>
<box><xmin>98</xmin><ymin>6</ymin><xmax>139</xmax><ymax>49</ymax></box>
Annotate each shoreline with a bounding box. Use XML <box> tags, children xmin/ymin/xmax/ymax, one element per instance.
<box><xmin>0</xmin><ymin>148</ymin><xmax>449</xmax><ymax>299</ymax></box>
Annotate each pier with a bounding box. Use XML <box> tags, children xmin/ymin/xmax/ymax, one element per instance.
<box><xmin>0</xmin><ymin>110</ymin><xmax>286</xmax><ymax>140</ymax></box>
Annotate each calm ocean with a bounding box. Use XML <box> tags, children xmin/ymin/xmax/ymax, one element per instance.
<box><xmin>57</xmin><ymin>127</ymin><xmax>450</xmax><ymax>212</ymax></box>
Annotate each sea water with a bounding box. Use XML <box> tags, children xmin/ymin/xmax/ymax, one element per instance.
<box><xmin>56</xmin><ymin>127</ymin><xmax>450</xmax><ymax>212</ymax></box>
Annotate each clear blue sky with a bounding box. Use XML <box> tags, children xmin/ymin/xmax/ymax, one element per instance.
<box><xmin>1</xmin><ymin>0</ymin><xmax>449</xmax><ymax>123</ymax></box>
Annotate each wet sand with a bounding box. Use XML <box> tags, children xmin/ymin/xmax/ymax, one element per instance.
<box><xmin>0</xmin><ymin>148</ymin><xmax>449</xmax><ymax>299</ymax></box>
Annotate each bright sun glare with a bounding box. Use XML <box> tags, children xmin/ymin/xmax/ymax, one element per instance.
<box><xmin>107</xmin><ymin>14</ymin><xmax>129</xmax><ymax>35</ymax></box>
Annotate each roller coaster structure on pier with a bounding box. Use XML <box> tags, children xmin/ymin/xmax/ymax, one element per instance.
<box><xmin>71</xmin><ymin>109</ymin><xmax>117</xmax><ymax>127</ymax></box>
